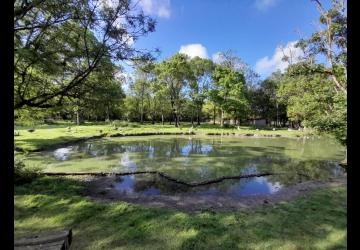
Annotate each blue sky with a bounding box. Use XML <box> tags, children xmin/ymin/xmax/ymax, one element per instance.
<box><xmin>130</xmin><ymin>0</ymin><xmax>332</xmax><ymax>78</ymax></box>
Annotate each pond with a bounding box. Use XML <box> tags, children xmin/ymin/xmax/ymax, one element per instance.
<box><xmin>25</xmin><ymin>135</ymin><xmax>346</xmax><ymax>197</ymax></box>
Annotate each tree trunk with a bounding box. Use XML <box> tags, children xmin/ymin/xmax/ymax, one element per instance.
<box><xmin>76</xmin><ymin>110</ymin><xmax>80</xmax><ymax>125</ymax></box>
<box><xmin>213</xmin><ymin>105</ymin><xmax>216</xmax><ymax>125</ymax></box>
<box><xmin>191</xmin><ymin>108</ymin><xmax>194</xmax><ymax>125</ymax></box>
<box><xmin>220</xmin><ymin>109</ymin><xmax>224</xmax><ymax>127</ymax></box>
<box><xmin>161</xmin><ymin>114</ymin><xmax>164</xmax><ymax>125</ymax></box>
<box><xmin>276</xmin><ymin>102</ymin><xmax>279</xmax><ymax>127</ymax></box>
<box><xmin>106</xmin><ymin>105</ymin><xmax>110</xmax><ymax>122</ymax></box>
<box><xmin>174</xmin><ymin>112</ymin><xmax>178</xmax><ymax>127</ymax></box>
<box><xmin>140</xmin><ymin>102</ymin><xmax>143</xmax><ymax>124</ymax></box>
<box><xmin>197</xmin><ymin>106</ymin><xmax>201</xmax><ymax>125</ymax></box>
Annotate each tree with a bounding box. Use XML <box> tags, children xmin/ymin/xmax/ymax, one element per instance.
<box><xmin>61</xmin><ymin>56</ymin><xmax>125</xmax><ymax>124</ymax></box>
<box><xmin>213</xmin><ymin>50</ymin><xmax>260</xmax><ymax>87</ymax></box>
<box><xmin>155</xmin><ymin>53</ymin><xmax>193</xmax><ymax>127</ymax></box>
<box><xmin>296</xmin><ymin>0</ymin><xmax>346</xmax><ymax>94</ymax></box>
<box><xmin>247</xmin><ymin>71</ymin><xmax>287</xmax><ymax>127</ymax></box>
<box><xmin>148</xmin><ymin>78</ymin><xmax>171</xmax><ymax>124</ymax></box>
<box><xmin>14</xmin><ymin>0</ymin><xmax>156</xmax><ymax>109</ymax></box>
<box><xmin>188</xmin><ymin>57</ymin><xmax>214</xmax><ymax>125</ymax></box>
<box><xmin>282</xmin><ymin>0</ymin><xmax>347</xmax><ymax>145</ymax></box>
<box><xmin>278</xmin><ymin>63</ymin><xmax>346</xmax><ymax>143</ymax></box>
<box><xmin>211</xmin><ymin>65</ymin><xmax>246</xmax><ymax>126</ymax></box>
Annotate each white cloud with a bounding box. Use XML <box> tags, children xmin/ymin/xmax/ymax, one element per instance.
<box><xmin>255</xmin><ymin>41</ymin><xmax>303</xmax><ymax>77</ymax></box>
<box><xmin>139</xmin><ymin>0</ymin><xmax>171</xmax><ymax>18</ymax></box>
<box><xmin>212</xmin><ymin>52</ymin><xmax>225</xmax><ymax>64</ymax></box>
<box><xmin>254</xmin><ymin>0</ymin><xmax>280</xmax><ymax>11</ymax></box>
<box><xmin>179</xmin><ymin>44</ymin><xmax>208</xmax><ymax>59</ymax></box>
<box><xmin>122</xmin><ymin>33</ymin><xmax>134</xmax><ymax>46</ymax></box>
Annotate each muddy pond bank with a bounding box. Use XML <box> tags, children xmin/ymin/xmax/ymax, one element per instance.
<box><xmin>82</xmin><ymin>174</ymin><xmax>346</xmax><ymax>212</ymax></box>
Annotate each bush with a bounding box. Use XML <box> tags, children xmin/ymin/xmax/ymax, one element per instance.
<box><xmin>222</xmin><ymin>124</ymin><xmax>233</xmax><ymax>128</ymax></box>
<box><xmin>14</xmin><ymin>157</ymin><xmax>41</xmax><ymax>185</ymax></box>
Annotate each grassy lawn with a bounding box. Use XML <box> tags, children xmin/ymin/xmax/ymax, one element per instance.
<box><xmin>14</xmin><ymin>176</ymin><xmax>347</xmax><ymax>250</ymax></box>
<box><xmin>14</xmin><ymin>122</ymin><xmax>345</xmax><ymax>249</ymax></box>
<box><xmin>14</xmin><ymin>122</ymin><xmax>311</xmax><ymax>151</ymax></box>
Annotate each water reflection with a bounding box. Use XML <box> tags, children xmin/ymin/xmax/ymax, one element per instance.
<box><xmin>114</xmin><ymin>173</ymin><xmax>283</xmax><ymax>197</ymax></box>
<box><xmin>53</xmin><ymin>147</ymin><xmax>72</xmax><ymax>161</ymax></box>
<box><xmin>38</xmin><ymin>135</ymin><xmax>346</xmax><ymax>196</ymax></box>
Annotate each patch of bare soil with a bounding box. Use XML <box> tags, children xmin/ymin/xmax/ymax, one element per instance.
<box><xmin>82</xmin><ymin>176</ymin><xmax>346</xmax><ymax>212</ymax></box>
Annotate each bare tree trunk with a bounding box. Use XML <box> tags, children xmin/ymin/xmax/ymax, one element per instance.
<box><xmin>197</xmin><ymin>105</ymin><xmax>201</xmax><ymax>125</ymax></box>
<box><xmin>221</xmin><ymin>109</ymin><xmax>224</xmax><ymax>127</ymax></box>
<box><xmin>161</xmin><ymin>114</ymin><xmax>164</xmax><ymax>125</ymax></box>
<box><xmin>106</xmin><ymin>105</ymin><xmax>110</xmax><ymax>121</ymax></box>
<box><xmin>213</xmin><ymin>105</ymin><xmax>216</xmax><ymax>125</ymax></box>
<box><xmin>140</xmin><ymin>100</ymin><xmax>144</xmax><ymax>124</ymax></box>
<box><xmin>191</xmin><ymin>108</ymin><xmax>194</xmax><ymax>125</ymax></box>
<box><xmin>276</xmin><ymin>102</ymin><xmax>279</xmax><ymax>127</ymax></box>
<box><xmin>174</xmin><ymin>112</ymin><xmax>178</xmax><ymax>127</ymax></box>
<box><xmin>76</xmin><ymin>109</ymin><xmax>80</xmax><ymax>125</ymax></box>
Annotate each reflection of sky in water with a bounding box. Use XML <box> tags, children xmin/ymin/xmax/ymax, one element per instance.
<box><xmin>193</xmin><ymin>177</ymin><xmax>282</xmax><ymax>197</ymax></box>
<box><xmin>45</xmin><ymin>136</ymin><xmax>344</xmax><ymax>188</ymax></box>
<box><xmin>115</xmin><ymin>175</ymin><xmax>135</xmax><ymax>194</ymax></box>
<box><xmin>114</xmin><ymin>174</ymin><xmax>282</xmax><ymax>198</ymax></box>
<box><xmin>120</xmin><ymin>152</ymin><xmax>137</xmax><ymax>171</ymax></box>
<box><xmin>332</xmin><ymin>163</ymin><xmax>344</xmax><ymax>177</ymax></box>
<box><xmin>181</xmin><ymin>145</ymin><xmax>192</xmax><ymax>156</ymax></box>
<box><xmin>148</xmin><ymin>145</ymin><xmax>154</xmax><ymax>158</ymax></box>
<box><xmin>53</xmin><ymin>147</ymin><xmax>72</xmax><ymax>161</ymax></box>
<box><xmin>181</xmin><ymin>144</ymin><xmax>213</xmax><ymax>156</ymax></box>
<box><xmin>229</xmin><ymin>177</ymin><xmax>282</xmax><ymax>196</ymax></box>
<box><xmin>201</xmin><ymin>145</ymin><xmax>212</xmax><ymax>154</ymax></box>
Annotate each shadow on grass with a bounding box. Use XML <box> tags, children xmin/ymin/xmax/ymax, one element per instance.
<box><xmin>14</xmin><ymin>176</ymin><xmax>347</xmax><ymax>249</ymax></box>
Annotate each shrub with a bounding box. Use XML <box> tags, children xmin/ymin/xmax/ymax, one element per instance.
<box><xmin>14</xmin><ymin>157</ymin><xmax>41</xmax><ymax>185</ymax></box>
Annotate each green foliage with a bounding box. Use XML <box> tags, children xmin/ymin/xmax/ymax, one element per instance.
<box><xmin>211</xmin><ymin>65</ymin><xmax>247</xmax><ymax>125</ymax></box>
<box><xmin>14</xmin><ymin>0</ymin><xmax>155</xmax><ymax>109</ymax></box>
<box><xmin>14</xmin><ymin>156</ymin><xmax>41</xmax><ymax>185</ymax></box>
<box><xmin>155</xmin><ymin>53</ymin><xmax>194</xmax><ymax>126</ymax></box>
<box><xmin>277</xmin><ymin>63</ymin><xmax>346</xmax><ymax>145</ymax></box>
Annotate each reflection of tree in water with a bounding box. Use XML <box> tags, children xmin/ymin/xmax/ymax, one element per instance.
<box><xmin>125</xmin><ymin>173</ymin><xmax>279</xmax><ymax>196</ymax></box>
<box><xmin>80</xmin><ymin>138</ymin><xmax>216</xmax><ymax>158</ymax></box>
<box><xmin>69</xmin><ymin>138</ymin><xmax>343</xmax><ymax>185</ymax></box>
<box><xmin>132</xmin><ymin>174</ymin><xmax>190</xmax><ymax>194</ymax></box>
<box><xmin>131</xmin><ymin>174</ymin><xmax>246</xmax><ymax>195</ymax></box>
<box><xmin>262</xmin><ymin>159</ymin><xmax>343</xmax><ymax>186</ymax></box>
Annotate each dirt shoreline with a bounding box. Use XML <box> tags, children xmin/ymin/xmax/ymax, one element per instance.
<box><xmin>82</xmin><ymin>175</ymin><xmax>346</xmax><ymax>212</ymax></box>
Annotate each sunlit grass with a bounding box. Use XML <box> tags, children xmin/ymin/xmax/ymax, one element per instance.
<box><xmin>14</xmin><ymin>176</ymin><xmax>347</xmax><ymax>249</ymax></box>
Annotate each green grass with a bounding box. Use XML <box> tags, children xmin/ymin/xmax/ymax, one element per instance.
<box><xmin>14</xmin><ymin>176</ymin><xmax>346</xmax><ymax>250</ymax></box>
<box><xmin>14</xmin><ymin>122</ymin><xmax>311</xmax><ymax>151</ymax></box>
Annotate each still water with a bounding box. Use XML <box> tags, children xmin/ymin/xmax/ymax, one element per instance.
<box><xmin>26</xmin><ymin>135</ymin><xmax>345</xmax><ymax>197</ymax></box>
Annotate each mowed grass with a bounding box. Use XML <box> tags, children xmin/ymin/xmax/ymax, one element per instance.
<box><xmin>14</xmin><ymin>176</ymin><xmax>346</xmax><ymax>250</ymax></box>
<box><xmin>14</xmin><ymin>122</ymin><xmax>310</xmax><ymax>151</ymax></box>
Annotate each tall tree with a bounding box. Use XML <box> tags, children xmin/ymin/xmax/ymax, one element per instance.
<box><xmin>188</xmin><ymin>57</ymin><xmax>214</xmax><ymax>125</ymax></box>
<box><xmin>155</xmin><ymin>53</ymin><xmax>193</xmax><ymax>127</ymax></box>
<box><xmin>14</xmin><ymin>0</ymin><xmax>156</xmax><ymax>109</ymax></box>
<box><xmin>296</xmin><ymin>0</ymin><xmax>346</xmax><ymax>94</ymax></box>
<box><xmin>211</xmin><ymin>65</ymin><xmax>246</xmax><ymax>126</ymax></box>
<box><xmin>281</xmin><ymin>0</ymin><xmax>347</xmax><ymax>145</ymax></box>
